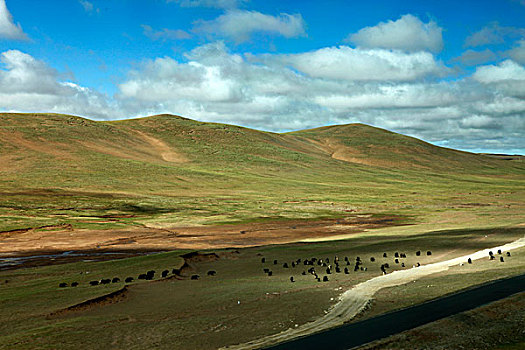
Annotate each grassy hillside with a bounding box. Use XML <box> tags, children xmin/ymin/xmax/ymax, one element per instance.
<box><xmin>0</xmin><ymin>112</ymin><xmax>523</xmax><ymax>232</ymax></box>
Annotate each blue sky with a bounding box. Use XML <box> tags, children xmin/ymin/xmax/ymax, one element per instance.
<box><xmin>0</xmin><ymin>0</ymin><xmax>524</xmax><ymax>153</ymax></box>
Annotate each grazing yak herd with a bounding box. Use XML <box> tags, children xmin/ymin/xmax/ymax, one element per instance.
<box><xmin>260</xmin><ymin>248</ymin><xmax>512</xmax><ymax>284</ymax></box>
<box><xmin>58</xmin><ymin>266</ymin><xmax>217</xmax><ymax>288</ymax></box>
<box><xmin>58</xmin><ymin>248</ymin><xmax>511</xmax><ymax>288</ymax></box>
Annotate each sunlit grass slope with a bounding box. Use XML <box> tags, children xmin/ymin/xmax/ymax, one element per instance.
<box><xmin>0</xmin><ymin>113</ymin><xmax>523</xmax><ymax>231</ymax></box>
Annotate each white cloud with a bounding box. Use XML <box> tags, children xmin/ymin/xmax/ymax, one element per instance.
<box><xmin>465</xmin><ymin>23</ymin><xmax>525</xmax><ymax>47</ymax></box>
<box><xmin>314</xmin><ymin>83</ymin><xmax>457</xmax><ymax>110</ymax></box>
<box><xmin>193</xmin><ymin>10</ymin><xmax>306</xmax><ymax>43</ymax></box>
<box><xmin>169</xmin><ymin>0</ymin><xmax>247</xmax><ymax>8</ymax></box>
<box><xmin>267</xmin><ymin>46</ymin><xmax>446</xmax><ymax>81</ymax></box>
<box><xmin>0</xmin><ymin>0</ymin><xmax>28</xmax><ymax>40</ymax></box>
<box><xmin>0</xmin><ymin>50</ymin><xmax>113</xmax><ymax>119</ymax></box>
<box><xmin>142</xmin><ymin>25</ymin><xmax>192</xmax><ymax>41</ymax></box>
<box><xmin>346</xmin><ymin>14</ymin><xmax>443</xmax><ymax>53</ymax></box>
<box><xmin>472</xmin><ymin>59</ymin><xmax>525</xmax><ymax>83</ymax></box>
<box><xmin>454</xmin><ymin>49</ymin><xmax>497</xmax><ymax>66</ymax></box>
<box><xmin>79</xmin><ymin>0</ymin><xmax>93</xmax><ymax>12</ymax></box>
<box><xmin>507</xmin><ymin>40</ymin><xmax>525</xmax><ymax>64</ymax></box>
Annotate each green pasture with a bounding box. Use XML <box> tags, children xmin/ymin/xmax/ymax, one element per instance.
<box><xmin>0</xmin><ymin>113</ymin><xmax>524</xmax><ymax>232</ymax></box>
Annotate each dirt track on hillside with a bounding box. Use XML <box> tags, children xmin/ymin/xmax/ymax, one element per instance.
<box><xmin>0</xmin><ymin>215</ymin><xmax>402</xmax><ymax>257</ymax></box>
<box><xmin>225</xmin><ymin>237</ymin><xmax>525</xmax><ymax>350</ymax></box>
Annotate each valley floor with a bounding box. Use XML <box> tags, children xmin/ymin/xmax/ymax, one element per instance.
<box><xmin>0</xmin><ymin>223</ymin><xmax>523</xmax><ymax>349</ymax></box>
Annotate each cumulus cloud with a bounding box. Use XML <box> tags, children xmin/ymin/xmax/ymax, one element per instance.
<box><xmin>472</xmin><ymin>59</ymin><xmax>525</xmax><ymax>83</ymax></box>
<box><xmin>142</xmin><ymin>25</ymin><xmax>191</xmax><ymax>41</ymax></box>
<box><xmin>0</xmin><ymin>0</ymin><xmax>28</xmax><ymax>40</ymax></box>
<box><xmin>193</xmin><ymin>10</ymin><xmax>306</xmax><ymax>43</ymax></box>
<box><xmin>169</xmin><ymin>0</ymin><xmax>248</xmax><ymax>8</ymax></box>
<box><xmin>454</xmin><ymin>49</ymin><xmax>497</xmax><ymax>66</ymax></box>
<box><xmin>265</xmin><ymin>46</ymin><xmax>447</xmax><ymax>81</ymax></box>
<box><xmin>507</xmin><ymin>39</ymin><xmax>525</xmax><ymax>64</ymax></box>
<box><xmin>313</xmin><ymin>83</ymin><xmax>457</xmax><ymax>110</ymax></box>
<box><xmin>346</xmin><ymin>14</ymin><xmax>443</xmax><ymax>53</ymax></box>
<box><xmin>465</xmin><ymin>23</ymin><xmax>525</xmax><ymax>47</ymax></box>
<box><xmin>0</xmin><ymin>50</ymin><xmax>113</xmax><ymax>119</ymax></box>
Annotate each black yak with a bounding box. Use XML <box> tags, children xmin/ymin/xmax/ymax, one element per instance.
<box><xmin>162</xmin><ymin>270</ymin><xmax>169</xmax><ymax>278</ymax></box>
<box><xmin>125</xmin><ymin>277</ymin><xmax>134</xmax><ymax>283</ymax></box>
<box><xmin>207</xmin><ymin>270</ymin><xmax>217</xmax><ymax>276</ymax></box>
<box><xmin>89</xmin><ymin>281</ymin><xmax>99</xmax><ymax>286</ymax></box>
<box><xmin>71</xmin><ymin>282</ymin><xmax>79</xmax><ymax>287</ymax></box>
<box><xmin>59</xmin><ymin>282</ymin><xmax>67</xmax><ymax>288</ymax></box>
<box><xmin>112</xmin><ymin>277</ymin><xmax>120</xmax><ymax>283</ymax></box>
<box><xmin>190</xmin><ymin>275</ymin><xmax>200</xmax><ymax>280</ymax></box>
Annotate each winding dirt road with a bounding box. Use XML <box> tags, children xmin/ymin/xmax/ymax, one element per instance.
<box><xmin>225</xmin><ymin>236</ymin><xmax>525</xmax><ymax>350</ymax></box>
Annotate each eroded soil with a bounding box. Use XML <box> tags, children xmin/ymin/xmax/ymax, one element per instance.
<box><xmin>0</xmin><ymin>214</ymin><xmax>406</xmax><ymax>258</ymax></box>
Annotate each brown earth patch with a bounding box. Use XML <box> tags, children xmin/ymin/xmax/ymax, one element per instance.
<box><xmin>0</xmin><ymin>130</ymin><xmax>77</xmax><ymax>161</ymax></box>
<box><xmin>79</xmin><ymin>129</ymin><xmax>187</xmax><ymax>164</ymax></box>
<box><xmin>0</xmin><ymin>224</ymin><xmax>72</xmax><ymax>238</ymax></box>
<box><xmin>47</xmin><ymin>286</ymin><xmax>129</xmax><ymax>318</ymax></box>
<box><xmin>134</xmin><ymin>130</ymin><xmax>187</xmax><ymax>163</ymax></box>
<box><xmin>0</xmin><ymin>215</ymin><xmax>406</xmax><ymax>258</ymax></box>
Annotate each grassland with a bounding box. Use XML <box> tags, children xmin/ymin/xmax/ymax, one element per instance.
<box><xmin>0</xmin><ymin>113</ymin><xmax>523</xmax><ymax>235</ymax></box>
<box><xmin>0</xmin><ymin>113</ymin><xmax>524</xmax><ymax>349</ymax></box>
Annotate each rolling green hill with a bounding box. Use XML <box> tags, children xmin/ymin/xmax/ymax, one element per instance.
<box><xmin>0</xmin><ymin>112</ymin><xmax>523</xmax><ymax>232</ymax></box>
